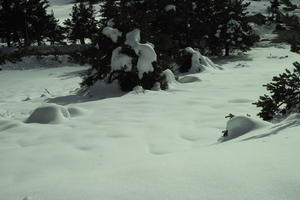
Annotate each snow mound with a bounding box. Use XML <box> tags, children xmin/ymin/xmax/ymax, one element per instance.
<box><xmin>67</xmin><ymin>107</ymin><xmax>85</xmax><ymax>117</ymax></box>
<box><xmin>102</xmin><ymin>27</ymin><xmax>122</xmax><ymax>43</ymax></box>
<box><xmin>125</xmin><ymin>29</ymin><xmax>157</xmax><ymax>79</ymax></box>
<box><xmin>162</xmin><ymin>69</ymin><xmax>177</xmax><ymax>88</ymax></box>
<box><xmin>218</xmin><ymin>116</ymin><xmax>268</xmax><ymax>142</ymax></box>
<box><xmin>25</xmin><ymin>104</ymin><xmax>83</xmax><ymax>124</ymax></box>
<box><xmin>178</xmin><ymin>76</ymin><xmax>201</xmax><ymax>83</ymax></box>
<box><xmin>0</xmin><ymin>119</ymin><xmax>21</xmax><ymax>132</ymax></box>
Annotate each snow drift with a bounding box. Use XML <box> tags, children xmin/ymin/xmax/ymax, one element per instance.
<box><xmin>218</xmin><ymin>116</ymin><xmax>269</xmax><ymax>142</ymax></box>
<box><xmin>25</xmin><ymin>104</ymin><xmax>83</xmax><ymax>124</ymax></box>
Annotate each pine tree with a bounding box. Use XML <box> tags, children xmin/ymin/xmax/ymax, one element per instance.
<box><xmin>0</xmin><ymin>0</ymin><xmax>62</xmax><ymax>46</ymax></box>
<box><xmin>64</xmin><ymin>2</ymin><xmax>98</xmax><ymax>44</ymax></box>
<box><xmin>24</xmin><ymin>0</ymin><xmax>52</xmax><ymax>45</ymax></box>
<box><xmin>254</xmin><ymin>62</ymin><xmax>300</xmax><ymax>120</ymax></box>
<box><xmin>270</xmin><ymin>0</ymin><xmax>280</xmax><ymax>22</ymax></box>
<box><xmin>0</xmin><ymin>0</ymin><xmax>24</xmax><ymax>46</ymax></box>
<box><xmin>45</xmin><ymin>11</ymin><xmax>65</xmax><ymax>45</ymax></box>
<box><xmin>210</xmin><ymin>0</ymin><xmax>258</xmax><ymax>56</ymax></box>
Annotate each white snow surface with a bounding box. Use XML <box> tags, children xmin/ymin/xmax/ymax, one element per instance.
<box><xmin>1</xmin><ymin>45</ymin><xmax>300</xmax><ymax>200</ymax></box>
<box><xmin>125</xmin><ymin>29</ymin><xmax>157</xmax><ymax>79</ymax></box>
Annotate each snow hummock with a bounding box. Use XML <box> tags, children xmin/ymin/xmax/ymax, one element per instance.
<box><xmin>218</xmin><ymin>116</ymin><xmax>270</xmax><ymax>142</ymax></box>
<box><xmin>125</xmin><ymin>29</ymin><xmax>157</xmax><ymax>79</ymax></box>
<box><xmin>25</xmin><ymin>104</ymin><xmax>83</xmax><ymax>124</ymax></box>
<box><xmin>111</xmin><ymin>47</ymin><xmax>133</xmax><ymax>72</ymax></box>
<box><xmin>185</xmin><ymin>47</ymin><xmax>219</xmax><ymax>72</ymax></box>
<box><xmin>25</xmin><ymin>105</ymin><xmax>70</xmax><ymax>124</ymax></box>
<box><xmin>102</xmin><ymin>27</ymin><xmax>122</xmax><ymax>43</ymax></box>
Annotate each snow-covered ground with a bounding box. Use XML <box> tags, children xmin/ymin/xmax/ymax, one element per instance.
<box><xmin>1</xmin><ymin>44</ymin><xmax>300</xmax><ymax>200</ymax></box>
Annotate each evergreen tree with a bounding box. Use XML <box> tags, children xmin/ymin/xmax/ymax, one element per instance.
<box><xmin>270</xmin><ymin>0</ymin><xmax>280</xmax><ymax>22</ymax></box>
<box><xmin>45</xmin><ymin>11</ymin><xmax>66</xmax><ymax>45</ymax></box>
<box><xmin>210</xmin><ymin>0</ymin><xmax>258</xmax><ymax>56</ymax></box>
<box><xmin>0</xmin><ymin>0</ymin><xmax>62</xmax><ymax>46</ymax></box>
<box><xmin>0</xmin><ymin>0</ymin><xmax>24</xmax><ymax>46</ymax></box>
<box><xmin>64</xmin><ymin>2</ymin><xmax>98</xmax><ymax>44</ymax></box>
<box><xmin>254</xmin><ymin>62</ymin><xmax>300</xmax><ymax>120</ymax></box>
<box><xmin>24</xmin><ymin>0</ymin><xmax>53</xmax><ymax>45</ymax></box>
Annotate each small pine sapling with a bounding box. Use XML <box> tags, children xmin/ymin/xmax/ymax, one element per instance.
<box><xmin>254</xmin><ymin>62</ymin><xmax>300</xmax><ymax>120</ymax></box>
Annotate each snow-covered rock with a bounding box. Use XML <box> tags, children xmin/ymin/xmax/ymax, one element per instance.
<box><xmin>218</xmin><ymin>116</ymin><xmax>269</xmax><ymax>142</ymax></box>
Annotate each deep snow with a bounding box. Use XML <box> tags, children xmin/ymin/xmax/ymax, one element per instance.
<box><xmin>1</xmin><ymin>45</ymin><xmax>300</xmax><ymax>200</ymax></box>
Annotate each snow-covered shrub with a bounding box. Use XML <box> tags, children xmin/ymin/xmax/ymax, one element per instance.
<box><xmin>175</xmin><ymin>47</ymin><xmax>218</xmax><ymax>73</ymax></box>
<box><xmin>218</xmin><ymin>115</ymin><xmax>269</xmax><ymax>142</ymax></box>
<box><xmin>254</xmin><ymin>62</ymin><xmax>300</xmax><ymax>121</ymax></box>
<box><xmin>81</xmin><ymin>28</ymin><xmax>167</xmax><ymax>92</ymax></box>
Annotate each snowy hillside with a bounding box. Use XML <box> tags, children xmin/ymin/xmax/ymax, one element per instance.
<box><xmin>1</xmin><ymin>0</ymin><xmax>300</xmax><ymax>200</ymax></box>
<box><xmin>1</xmin><ymin>44</ymin><xmax>300</xmax><ymax>200</ymax></box>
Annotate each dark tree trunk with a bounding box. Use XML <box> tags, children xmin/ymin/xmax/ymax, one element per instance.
<box><xmin>80</xmin><ymin>38</ymin><xmax>85</xmax><ymax>45</ymax></box>
<box><xmin>6</xmin><ymin>33</ymin><xmax>11</xmax><ymax>47</ymax></box>
<box><xmin>225</xmin><ymin>44</ymin><xmax>230</xmax><ymax>56</ymax></box>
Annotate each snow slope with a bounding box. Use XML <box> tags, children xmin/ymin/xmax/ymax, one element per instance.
<box><xmin>1</xmin><ymin>44</ymin><xmax>300</xmax><ymax>200</ymax></box>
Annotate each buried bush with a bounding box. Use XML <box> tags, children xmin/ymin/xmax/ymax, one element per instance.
<box><xmin>81</xmin><ymin>28</ymin><xmax>168</xmax><ymax>92</ymax></box>
<box><xmin>254</xmin><ymin>62</ymin><xmax>300</xmax><ymax>120</ymax></box>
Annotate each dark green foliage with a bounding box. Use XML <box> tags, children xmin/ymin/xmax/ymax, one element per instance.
<box><xmin>75</xmin><ymin>0</ymin><xmax>102</xmax><ymax>4</ymax></box>
<box><xmin>175</xmin><ymin>49</ymin><xmax>193</xmax><ymax>73</ymax></box>
<box><xmin>210</xmin><ymin>0</ymin><xmax>259</xmax><ymax>56</ymax></box>
<box><xmin>45</xmin><ymin>11</ymin><xmax>66</xmax><ymax>45</ymax></box>
<box><xmin>269</xmin><ymin>0</ymin><xmax>281</xmax><ymax>22</ymax></box>
<box><xmin>80</xmin><ymin>30</ymin><xmax>167</xmax><ymax>92</ymax></box>
<box><xmin>64</xmin><ymin>2</ymin><xmax>98</xmax><ymax>44</ymax></box>
<box><xmin>254</xmin><ymin>62</ymin><xmax>300</xmax><ymax>120</ymax></box>
<box><xmin>0</xmin><ymin>0</ymin><xmax>63</xmax><ymax>46</ymax></box>
<box><xmin>81</xmin><ymin>0</ymin><xmax>257</xmax><ymax>92</ymax></box>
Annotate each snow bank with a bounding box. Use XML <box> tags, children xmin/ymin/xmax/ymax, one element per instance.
<box><xmin>25</xmin><ymin>104</ymin><xmax>83</xmax><ymax>124</ymax></box>
<box><xmin>125</xmin><ymin>29</ymin><xmax>157</xmax><ymax>79</ymax></box>
<box><xmin>185</xmin><ymin>47</ymin><xmax>219</xmax><ymax>72</ymax></box>
<box><xmin>102</xmin><ymin>27</ymin><xmax>122</xmax><ymax>43</ymax></box>
<box><xmin>218</xmin><ymin>116</ymin><xmax>269</xmax><ymax>142</ymax></box>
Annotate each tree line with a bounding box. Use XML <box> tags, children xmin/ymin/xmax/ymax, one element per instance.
<box><xmin>1</xmin><ymin>0</ymin><xmax>259</xmax><ymax>55</ymax></box>
<box><xmin>0</xmin><ymin>0</ymin><xmax>99</xmax><ymax>47</ymax></box>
